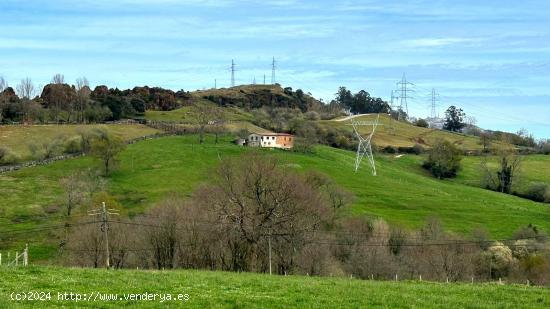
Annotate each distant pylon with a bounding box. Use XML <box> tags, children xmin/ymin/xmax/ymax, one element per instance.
<box><xmin>271</xmin><ymin>57</ymin><xmax>276</xmax><ymax>84</ymax></box>
<box><xmin>214</xmin><ymin>79</ymin><xmax>217</xmax><ymax>89</ymax></box>
<box><xmin>263</xmin><ymin>74</ymin><xmax>266</xmax><ymax>85</ymax></box>
<box><xmin>430</xmin><ymin>88</ymin><xmax>439</xmax><ymax>119</ymax></box>
<box><xmin>253</xmin><ymin>76</ymin><xmax>256</xmax><ymax>85</ymax></box>
<box><xmin>396</xmin><ymin>73</ymin><xmax>414</xmax><ymax>120</ymax></box>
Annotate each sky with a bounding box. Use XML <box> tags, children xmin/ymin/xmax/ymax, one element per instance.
<box><xmin>0</xmin><ymin>0</ymin><xmax>549</xmax><ymax>138</ymax></box>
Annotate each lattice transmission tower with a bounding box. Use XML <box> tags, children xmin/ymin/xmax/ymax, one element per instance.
<box><xmin>350</xmin><ymin>114</ymin><xmax>381</xmax><ymax>176</ymax></box>
<box><xmin>396</xmin><ymin>73</ymin><xmax>414</xmax><ymax>120</ymax></box>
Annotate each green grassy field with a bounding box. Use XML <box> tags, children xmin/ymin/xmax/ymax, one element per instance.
<box><xmin>456</xmin><ymin>155</ymin><xmax>550</xmax><ymax>191</ymax></box>
<box><xmin>0</xmin><ymin>124</ymin><xmax>160</xmax><ymax>160</ymax></box>
<box><xmin>1</xmin><ymin>266</ymin><xmax>548</xmax><ymax>308</ymax></box>
<box><xmin>2</xmin><ymin>135</ymin><xmax>550</xmax><ymax>262</ymax></box>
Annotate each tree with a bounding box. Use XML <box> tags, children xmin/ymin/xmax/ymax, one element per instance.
<box><xmin>90</xmin><ymin>129</ymin><xmax>125</xmax><ymax>175</ymax></box>
<box><xmin>52</xmin><ymin>73</ymin><xmax>65</xmax><ymax>84</ymax></box>
<box><xmin>443</xmin><ymin>106</ymin><xmax>465</xmax><ymax>132</ymax></box>
<box><xmin>422</xmin><ymin>139</ymin><xmax>462</xmax><ymax>179</ymax></box>
<box><xmin>192</xmin><ymin>154</ymin><xmax>330</xmax><ymax>272</ymax></box>
<box><xmin>335</xmin><ymin>87</ymin><xmax>353</xmax><ymax>114</ymax></box>
<box><xmin>76</xmin><ymin>77</ymin><xmax>91</xmax><ymax>123</ymax></box>
<box><xmin>414</xmin><ymin>118</ymin><xmax>429</xmax><ymax>128</ymax></box>
<box><xmin>60</xmin><ymin>171</ymin><xmax>86</xmax><ymax>216</ymax></box>
<box><xmin>482</xmin><ymin>142</ymin><xmax>522</xmax><ymax>194</ymax></box>
<box><xmin>194</xmin><ymin>103</ymin><xmax>219</xmax><ymax>144</ymax></box>
<box><xmin>16</xmin><ymin>78</ymin><xmax>36</xmax><ymax>122</ymax></box>
<box><xmin>479</xmin><ymin>132</ymin><xmax>492</xmax><ymax>153</ymax></box>
<box><xmin>16</xmin><ymin>77</ymin><xmax>35</xmax><ymax>100</ymax></box>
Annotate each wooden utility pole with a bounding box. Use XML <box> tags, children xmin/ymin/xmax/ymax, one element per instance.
<box><xmin>89</xmin><ymin>202</ymin><xmax>119</xmax><ymax>269</ymax></box>
<box><xmin>268</xmin><ymin>229</ymin><xmax>272</xmax><ymax>275</ymax></box>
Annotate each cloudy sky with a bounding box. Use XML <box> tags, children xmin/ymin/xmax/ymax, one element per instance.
<box><xmin>1</xmin><ymin>0</ymin><xmax>549</xmax><ymax>138</ymax></box>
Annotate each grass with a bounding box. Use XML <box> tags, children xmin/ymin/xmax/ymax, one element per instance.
<box><xmin>323</xmin><ymin>113</ymin><xmax>486</xmax><ymax>150</ymax></box>
<box><xmin>0</xmin><ymin>124</ymin><xmax>160</xmax><ymax>161</ymax></box>
<box><xmin>456</xmin><ymin>155</ymin><xmax>550</xmax><ymax>191</ymax></box>
<box><xmin>0</xmin><ymin>266</ymin><xmax>549</xmax><ymax>308</ymax></box>
<box><xmin>2</xmin><ymin>135</ymin><xmax>550</xmax><ymax>262</ymax></box>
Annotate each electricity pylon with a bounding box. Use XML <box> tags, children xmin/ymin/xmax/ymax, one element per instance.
<box><xmin>350</xmin><ymin>114</ymin><xmax>380</xmax><ymax>176</ymax></box>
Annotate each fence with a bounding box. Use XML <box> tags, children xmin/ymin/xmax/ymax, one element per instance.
<box><xmin>0</xmin><ymin>244</ymin><xmax>29</xmax><ymax>267</ymax></box>
<box><xmin>0</xmin><ymin>132</ymin><xmax>179</xmax><ymax>174</ymax></box>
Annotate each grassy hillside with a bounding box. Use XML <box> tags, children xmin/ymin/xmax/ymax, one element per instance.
<box><xmin>1</xmin><ymin>266</ymin><xmax>549</xmax><ymax>308</ymax></box>
<box><xmin>0</xmin><ymin>124</ymin><xmax>160</xmax><ymax>160</ymax></box>
<box><xmin>2</xmin><ymin>135</ymin><xmax>550</xmax><ymax>262</ymax></box>
<box><xmin>325</xmin><ymin>114</ymin><xmax>485</xmax><ymax>150</ymax></box>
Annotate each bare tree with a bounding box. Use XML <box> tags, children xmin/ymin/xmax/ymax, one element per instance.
<box><xmin>76</xmin><ymin>77</ymin><xmax>90</xmax><ymax>123</ymax></box>
<box><xmin>16</xmin><ymin>77</ymin><xmax>35</xmax><ymax>99</ymax></box>
<box><xmin>52</xmin><ymin>73</ymin><xmax>65</xmax><ymax>84</ymax></box>
<box><xmin>60</xmin><ymin>171</ymin><xmax>86</xmax><ymax>216</ymax></box>
<box><xmin>194</xmin><ymin>103</ymin><xmax>219</xmax><ymax>144</ymax></box>
<box><xmin>0</xmin><ymin>76</ymin><xmax>6</xmax><ymax>93</ymax></box>
<box><xmin>192</xmin><ymin>153</ymin><xmax>329</xmax><ymax>273</ymax></box>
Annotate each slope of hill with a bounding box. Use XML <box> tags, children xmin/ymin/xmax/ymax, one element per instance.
<box><xmin>0</xmin><ymin>124</ymin><xmax>160</xmax><ymax>161</ymax></box>
<box><xmin>324</xmin><ymin>113</ymin><xmax>484</xmax><ymax>150</ymax></box>
<box><xmin>1</xmin><ymin>266</ymin><xmax>549</xmax><ymax>308</ymax></box>
<box><xmin>192</xmin><ymin>84</ymin><xmax>321</xmax><ymax>111</ymax></box>
<box><xmin>2</xmin><ymin>135</ymin><xmax>550</xmax><ymax>261</ymax></box>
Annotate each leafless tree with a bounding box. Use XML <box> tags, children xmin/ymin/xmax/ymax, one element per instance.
<box><xmin>194</xmin><ymin>102</ymin><xmax>221</xmax><ymax>144</ymax></box>
<box><xmin>191</xmin><ymin>154</ymin><xmax>329</xmax><ymax>273</ymax></box>
<box><xmin>52</xmin><ymin>73</ymin><xmax>65</xmax><ymax>84</ymax></box>
<box><xmin>16</xmin><ymin>77</ymin><xmax>35</xmax><ymax>99</ymax></box>
<box><xmin>0</xmin><ymin>76</ymin><xmax>6</xmax><ymax>92</ymax></box>
<box><xmin>60</xmin><ymin>171</ymin><xmax>86</xmax><ymax>216</ymax></box>
<box><xmin>76</xmin><ymin>77</ymin><xmax>91</xmax><ymax>123</ymax></box>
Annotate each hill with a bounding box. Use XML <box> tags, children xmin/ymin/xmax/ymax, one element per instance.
<box><xmin>1</xmin><ymin>266</ymin><xmax>548</xmax><ymax>308</ymax></box>
<box><xmin>0</xmin><ymin>124</ymin><xmax>160</xmax><ymax>162</ymax></box>
<box><xmin>192</xmin><ymin>84</ymin><xmax>322</xmax><ymax>111</ymax></box>
<box><xmin>325</xmin><ymin>113</ymin><xmax>486</xmax><ymax>150</ymax></box>
<box><xmin>2</xmin><ymin>135</ymin><xmax>550</xmax><ymax>261</ymax></box>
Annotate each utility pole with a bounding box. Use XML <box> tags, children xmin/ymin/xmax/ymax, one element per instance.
<box><xmin>396</xmin><ymin>73</ymin><xmax>414</xmax><ymax>120</ymax></box>
<box><xmin>253</xmin><ymin>76</ymin><xmax>256</xmax><ymax>85</ymax></box>
<box><xmin>263</xmin><ymin>74</ymin><xmax>266</xmax><ymax>85</ymax></box>
<box><xmin>214</xmin><ymin>79</ymin><xmax>217</xmax><ymax>89</ymax></box>
<box><xmin>231</xmin><ymin>59</ymin><xmax>236</xmax><ymax>87</ymax></box>
<box><xmin>271</xmin><ymin>57</ymin><xmax>276</xmax><ymax>84</ymax></box>
<box><xmin>88</xmin><ymin>202</ymin><xmax>119</xmax><ymax>269</ymax></box>
<box><xmin>268</xmin><ymin>231</ymin><xmax>272</xmax><ymax>275</ymax></box>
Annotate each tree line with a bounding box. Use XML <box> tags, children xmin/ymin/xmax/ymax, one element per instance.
<box><xmin>0</xmin><ymin>75</ymin><xmax>190</xmax><ymax>124</ymax></box>
<box><xmin>61</xmin><ymin>153</ymin><xmax>550</xmax><ymax>285</ymax></box>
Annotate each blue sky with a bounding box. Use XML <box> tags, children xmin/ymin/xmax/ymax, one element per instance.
<box><xmin>1</xmin><ymin>0</ymin><xmax>549</xmax><ymax>138</ymax></box>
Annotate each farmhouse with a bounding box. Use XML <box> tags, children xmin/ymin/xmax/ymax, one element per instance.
<box><xmin>247</xmin><ymin>133</ymin><xmax>294</xmax><ymax>149</ymax></box>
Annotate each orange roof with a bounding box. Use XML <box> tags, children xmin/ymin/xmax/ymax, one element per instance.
<box><xmin>253</xmin><ymin>132</ymin><xmax>293</xmax><ymax>136</ymax></box>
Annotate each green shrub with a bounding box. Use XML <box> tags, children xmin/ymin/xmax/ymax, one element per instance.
<box><xmin>422</xmin><ymin>139</ymin><xmax>462</xmax><ymax>179</ymax></box>
<box><xmin>414</xmin><ymin>118</ymin><xmax>429</xmax><ymax>128</ymax></box>
<box><xmin>0</xmin><ymin>146</ymin><xmax>19</xmax><ymax>165</ymax></box>
<box><xmin>64</xmin><ymin>136</ymin><xmax>83</xmax><ymax>154</ymax></box>
<box><xmin>382</xmin><ymin>146</ymin><xmax>397</xmax><ymax>154</ymax></box>
<box><xmin>524</xmin><ymin>182</ymin><xmax>550</xmax><ymax>203</ymax></box>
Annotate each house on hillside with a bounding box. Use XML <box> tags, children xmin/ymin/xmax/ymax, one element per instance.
<box><xmin>246</xmin><ymin>133</ymin><xmax>294</xmax><ymax>149</ymax></box>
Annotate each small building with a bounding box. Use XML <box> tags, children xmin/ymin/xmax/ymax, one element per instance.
<box><xmin>247</xmin><ymin>133</ymin><xmax>294</xmax><ymax>149</ymax></box>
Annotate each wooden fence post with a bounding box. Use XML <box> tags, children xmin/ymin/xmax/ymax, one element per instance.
<box><xmin>24</xmin><ymin>244</ymin><xmax>28</xmax><ymax>267</ymax></box>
